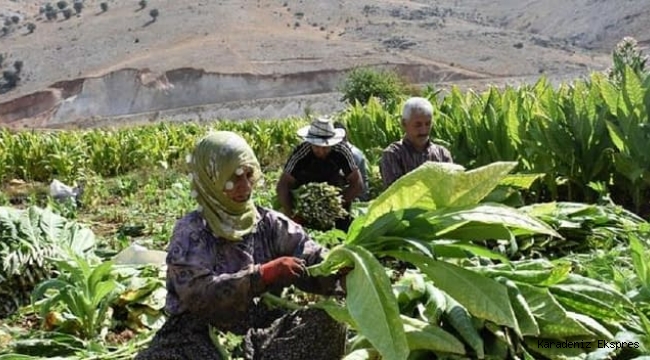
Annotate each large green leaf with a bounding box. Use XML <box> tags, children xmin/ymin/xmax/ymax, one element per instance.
<box><xmin>402</xmin><ymin>203</ymin><xmax>561</xmax><ymax>240</ymax></box>
<box><xmin>496</xmin><ymin>278</ymin><xmax>540</xmax><ymax>336</ymax></box>
<box><xmin>401</xmin><ymin>315</ymin><xmax>466</xmax><ymax>355</ymax></box>
<box><xmin>431</xmin><ymin>242</ymin><xmax>511</xmax><ymax>264</ymax></box>
<box><xmin>623</xmin><ymin>65</ymin><xmax>645</xmax><ymax>114</ymax></box>
<box><xmin>311</xmin><ymin>245</ymin><xmax>409</xmax><ymax>360</ymax></box>
<box><xmin>549</xmin><ymin>284</ymin><xmax>631</xmax><ymax>322</ymax></box>
<box><xmin>629</xmin><ymin>234</ymin><xmax>650</xmax><ymax>291</ymax></box>
<box><xmin>498</xmin><ymin>173</ymin><xmax>544</xmax><ymax>189</ymax></box>
<box><xmin>472</xmin><ymin>260</ymin><xmax>572</xmax><ymax>287</ymax></box>
<box><xmin>388</xmin><ymin>251</ymin><xmax>518</xmax><ymax>331</ymax></box>
<box><xmin>516</xmin><ymin>282</ymin><xmax>595</xmax><ymax>339</ymax></box>
<box><xmin>596</xmin><ymin>74</ymin><xmax>620</xmax><ymax>116</ymax></box>
<box><xmin>606</xmin><ymin>120</ymin><xmax>628</xmax><ymax>154</ymax></box>
<box><xmin>348</xmin><ymin>162</ymin><xmax>517</xmax><ymax>244</ymax></box>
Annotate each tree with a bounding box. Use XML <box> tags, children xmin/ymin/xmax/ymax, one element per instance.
<box><xmin>139</xmin><ymin>0</ymin><xmax>147</xmax><ymax>10</ymax></box>
<box><xmin>62</xmin><ymin>8</ymin><xmax>73</xmax><ymax>19</ymax></box>
<box><xmin>73</xmin><ymin>1</ymin><xmax>83</xmax><ymax>14</ymax></box>
<box><xmin>46</xmin><ymin>10</ymin><xmax>58</xmax><ymax>20</ymax></box>
<box><xmin>26</xmin><ymin>23</ymin><xmax>36</xmax><ymax>34</ymax></box>
<box><xmin>100</xmin><ymin>2</ymin><xmax>108</xmax><ymax>12</ymax></box>
<box><xmin>13</xmin><ymin>60</ymin><xmax>23</xmax><ymax>74</ymax></box>
<box><xmin>339</xmin><ymin>67</ymin><xmax>404</xmax><ymax>105</ymax></box>
<box><xmin>11</xmin><ymin>16</ymin><xmax>20</xmax><ymax>24</ymax></box>
<box><xmin>3</xmin><ymin>70</ymin><xmax>19</xmax><ymax>88</ymax></box>
<box><xmin>56</xmin><ymin>0</ymin><xmax>68</xmax><ymax>10</ymax></box>
<box><xmin>149</xmin><ymin>8</ymin><xmax>159</xmax><ymax>21</ymax></box>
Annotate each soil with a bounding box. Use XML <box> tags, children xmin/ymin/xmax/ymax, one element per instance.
<box><xmin>0</xmin><ymin>0</ymin><xmax>649</xmax><ymax>128</ymax></box>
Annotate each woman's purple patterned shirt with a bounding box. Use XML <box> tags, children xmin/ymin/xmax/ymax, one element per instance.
<box><xmin>163</xmin><ymin>206</ymin><xmax>330</xmax><ymax>330</ymax></box>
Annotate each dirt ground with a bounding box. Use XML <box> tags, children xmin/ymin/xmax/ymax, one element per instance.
<box><xmin>0</xmin><ymin>0</ymin><xmax>649</xmax><ymax>126</ymax></box>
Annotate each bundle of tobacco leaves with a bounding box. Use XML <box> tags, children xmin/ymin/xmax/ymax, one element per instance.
<box><xmin>292</xmin><ymin>182</ymin><xmax>348</xmax><ymax>231</ymax></box>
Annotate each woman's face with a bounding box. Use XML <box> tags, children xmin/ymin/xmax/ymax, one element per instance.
<box><xmin>223</xmin><ymin>166</ymin><xmax>255</xmax><ymax>202</ymax></box>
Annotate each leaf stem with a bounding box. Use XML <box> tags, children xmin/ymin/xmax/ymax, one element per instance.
<box><xmin>260</xmin><ymin>293</ymin><xmax>304</xmax><ymax>311</ymax></box>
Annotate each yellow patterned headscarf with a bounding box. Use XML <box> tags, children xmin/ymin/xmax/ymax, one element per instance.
<box><xmin>188</xmin><ymin>131</ymin><xmax>261</xmax><ymax>241</ymax></box>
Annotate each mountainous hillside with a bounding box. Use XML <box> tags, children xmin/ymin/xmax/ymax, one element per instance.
<box><xmin>1</xmin><ymin>0</ymin><xmax>648</xmax><ymax>127</ymax></box>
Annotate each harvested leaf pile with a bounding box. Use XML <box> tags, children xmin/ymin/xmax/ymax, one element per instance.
<box><xmin>292</xmin><ymin>182</ymin><xmax>348</xmax><ymax>231</ymax></box>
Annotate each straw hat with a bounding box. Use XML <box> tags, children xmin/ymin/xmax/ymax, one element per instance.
<box><xmin>296</xmin><ymin>117</ymin><xmax>346</xmax><ymax>146</ymax></box>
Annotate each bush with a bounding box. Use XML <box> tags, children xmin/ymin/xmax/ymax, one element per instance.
<box><xmin>139</xmin><ymin>0</ymin><xmax>147</xmax><ymax>9</ymax></box>
<box><xmin>56</xmin><ymin>0</ymin><xmax>68</xmax><ymax>10</ymax></box>
<box><xmin>62</xmin><ymin>8</ymin><xmax>73</xmax><ymax>19</ymax></box>
<box><xmin>2</xmin><ymin>70</ymin><xmax>20</xmax><ymax>87</ymax></box>
<box><xmin>27</xmin><ymin>23</ymin><xmax>36</xmax><ymax>33</ymax></box>
<box><xmin>46</xmin><ymin>10</ymin><xmax>58</xmax><ymax>20</ymax></box>
<box><xmin>339</xmin><ymin>67</ymin><xmax>404</xmax><ymax>105</ymax></box>
<box><xmin>13</xmin><ymin>60</ymin><xmax>23</xmax><ymax>73</ymax></box>
<box><xmin>73</xmin><ymin>1</ymin><xmax>83</xmax><ymax>14</ymax></box>
<box><xmin>100</xmin><ymin>2</ymin><xmax>108</xmax><ymax>12</ymax></box>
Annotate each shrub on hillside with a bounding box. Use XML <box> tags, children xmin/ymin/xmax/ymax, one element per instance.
<box><xmin>73</xmin><ymin>1</ymin><xmax>83</xmax><ymax>14</ymax></box>
<box><xmin>45</xmin><ymin>10</ymin><xmax>58</xmax><ymax>20</ymax></box>
<box><xmin>2</xmin><ymin>70</ymin><xmax>20</xmax><ymax>88</ymax></box>
<box><xmin>339</xmin><ymin>67</ymin><xmax>404</xmax><ymax>106</ymax></box>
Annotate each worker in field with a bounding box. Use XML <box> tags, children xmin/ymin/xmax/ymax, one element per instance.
<box><xmin>276</xmin><ymin>116</ymin><xmax>363</xmax><ymax>231</ymax></box>
<box><xmin>134</xmin><ymin>131</ymin><xmax>349</xmax><ymax>360</ymax></box>
<box><xmin>333</xmin><ymin>121</ymin><xmax>370</xmax><ymax>202</ymax></box>
<box><xmin>379</xmin><ymin>96</ymin><xmax>453</xmax><ymax>188</ymax></box>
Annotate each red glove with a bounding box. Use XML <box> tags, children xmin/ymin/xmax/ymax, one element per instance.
<box><xmin>259</xmin><ymin>257</ymin><xmax>306</xmax><ymax>285</ymax></box>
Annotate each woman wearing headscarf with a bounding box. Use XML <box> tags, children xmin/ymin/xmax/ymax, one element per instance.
<box><xmin>135</xmin><ymin>131</ymin><xmax>348</xmax><ymax>360</ymax></box>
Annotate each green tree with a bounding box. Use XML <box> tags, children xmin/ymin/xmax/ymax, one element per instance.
<box><xmin>149</xmin><ymin>8</ymin><xmax>159</xmax><ymax>21</ymax></box>
<box><xmin>340</xmin><ymin>67</ymin><xmax>404</xmax><ymax>105</ymax></box>
<box><xmin>73</xmin><ymin>1</ymin><xmax>83</xmax><ymax>14</ymax></box>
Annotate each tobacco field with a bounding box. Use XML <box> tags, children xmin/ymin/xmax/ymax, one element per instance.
<box><xmin>0</xmin><ymin>41</ymin><xmax>650</xmax><ymax>359</ymax></box>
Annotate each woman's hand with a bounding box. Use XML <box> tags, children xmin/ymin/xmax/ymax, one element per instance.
<box><xmin>259</xmin><ymin>257</ymin><xmax>307</xmax><ymax>286</ymax></box>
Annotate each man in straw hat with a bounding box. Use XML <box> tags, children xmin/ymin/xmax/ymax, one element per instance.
<box><xmin>277</xmin><ymin>116</ymin><xmax>363</xmax><ymax>231</ymax></box>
